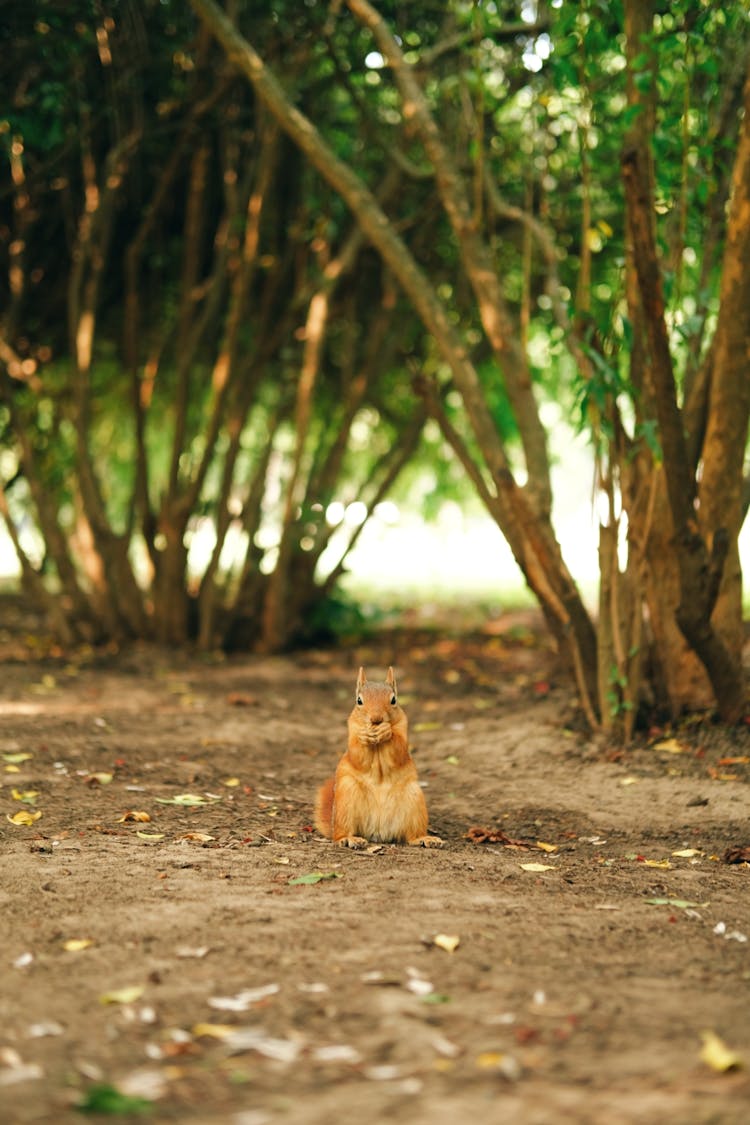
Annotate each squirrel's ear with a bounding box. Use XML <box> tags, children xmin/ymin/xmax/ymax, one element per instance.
<box><xmin>356</xmin><ymin>667</ymin><xmax>366</xmax><ymax>693</ymax></box>
<box><xmin>386</xmin><ymin>666</ymin><xmax>397</xmax><ymax>692</ymax></box>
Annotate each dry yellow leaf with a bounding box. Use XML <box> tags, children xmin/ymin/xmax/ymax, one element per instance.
<box><xmin>700</xmin><ymin>1030</ymin><xmax>743</xmax><ymax>1072</ymax></box>
<box><xmin>118</xmin><ymin>810</ymin><xmax>151</xmax><ymax>823</ymax></box>
<box><xmin>7</xmin><ymin>810</ymin><xmax>42</xmax><ymax>826</ymax></box>
<box><xmin>137</xmin><ymin>831</ymin><xmax>165</xmax><ymax>841</ymax></box>
<box><xmin>100</xmin><ymin>985</ymin><xmax>145</xmax><ymax>1005</ymax></box>
<box><xmin>520</xmin><ymin>862</ymin><xmax>555</xmax><ymax>873</ymax></box>
<box><xmin>222</xmin><ymin>777</ymin><xmax>240</xmax><ymax>787</ymax></box>
<box><xmin>476</xmin><ymin>1051</ymin><xmax>505</xmax><ymax>1069</ymax></box>
<box><xmin>536</xmin><ymin>841</ymin><xmax>558</xmax><ymax>853</ymax></box>
<box><xmin>644</xmin><ymin>859</ymin><xmax>672</xmax><ymax>869</ymax></box>
<box><xmin>63</xmin><ymin>938</ymin><xmax>93</xmax><ymax>952</ymax></box>
<box><xmin>652</xmin><ymin>738</ymin><xmax>686</xmax><ymax>754</ymax></box>
<box><xmin>672</xmin><ymin>849</ymin><xmax>702</xmax><ymax>858</ymax></box>
<box><xmin>192</xmin><ymin>1023</ymin><xmax>233</xmax><ymax>1040</ymax></box>
<box><xmin>180</xmin><ymin>832</ymin><xmax>215</xmax><ymax>843</ymax></box>
<box><xmin>433</xmin><ymin>934</ymin><xmax>460</xmax><ymax>953</ymax></box>
<box><xmin>619</xmin><ymin>776</ymin><xmax>639</xmax><ymax>786</ymax></box>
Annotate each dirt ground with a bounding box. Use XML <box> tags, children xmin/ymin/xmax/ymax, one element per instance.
<box><xmin>1</xmin><ymin>601</ymin><xmax>749</xmax><ymax>1125</ymax></box>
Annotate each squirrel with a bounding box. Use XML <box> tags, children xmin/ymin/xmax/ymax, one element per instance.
<box><xmin>314</xmin><ymin>666</ymin><xmax>442</xmax><ymax>849</ymax></box>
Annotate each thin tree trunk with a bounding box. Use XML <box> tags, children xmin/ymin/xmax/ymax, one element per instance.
<box><xmin>346</xmin><ymin>0</ymin><xmax>552</xmax><ymax>518</ymax></box>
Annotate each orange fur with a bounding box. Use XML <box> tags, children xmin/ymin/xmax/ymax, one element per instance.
<box><xmin>314</xmin><ymin>667</ymin><xmax>442</xmax><ymax>848</ymax></box>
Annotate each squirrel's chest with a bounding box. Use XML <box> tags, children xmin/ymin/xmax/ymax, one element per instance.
<box><xmin>343</xmin><ymin>767</ymin><xmax>419</xmax><ymax>842</ymax></box>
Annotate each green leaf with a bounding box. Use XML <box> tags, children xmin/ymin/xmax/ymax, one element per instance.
<box><xmin>288</xmin><ymin>872</ymin><xmax>343</xmax><ymax>886</ymax></box>
<box><xmin>77</xmin><ymin>1083</ymin><xmax>153</xmax><ymax>1115</ymax></box>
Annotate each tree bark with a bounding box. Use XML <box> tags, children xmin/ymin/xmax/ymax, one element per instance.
<box><xmin>622</xmin><ymin>0</ymin><xmax>747</xmax><ymax>721</ymax></box>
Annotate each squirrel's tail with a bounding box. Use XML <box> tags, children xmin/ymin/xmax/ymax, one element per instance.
<box><xmin>314</xmin><ymin>777</ymin><xmax>335</xmax><ymax>838</ymax></box>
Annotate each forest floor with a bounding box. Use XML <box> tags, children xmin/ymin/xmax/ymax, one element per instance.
<box><xmin>1</xmin><ymin>596</ymin><xmax>749</xmax><ymax>1125</ymax></box>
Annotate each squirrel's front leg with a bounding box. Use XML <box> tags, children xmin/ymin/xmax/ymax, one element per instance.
<box><xmin>407</xmin><ymin>834</ymin><xmax>443</xmax><ymax>848</ymax></box>
<box><xmin>330</xmin><ymin>773</ymin><xmax>369</xmax><ymax>848</ymax></box>
<box><xmin>334</xmin><ymin>834</ymin><xmax>369</xmax><ymax>849</ymax></box>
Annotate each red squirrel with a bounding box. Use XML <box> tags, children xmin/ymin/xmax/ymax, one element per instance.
<box><xmin>314</xmin><ymin>666</ymin><xmax>442</xmax><ymax>848</ymax></box>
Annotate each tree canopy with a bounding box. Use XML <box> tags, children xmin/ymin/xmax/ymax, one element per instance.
<box><xmin>2</xmin><ymin>0</ymin><xmax>749</xmax><ymax>737</ymax></box>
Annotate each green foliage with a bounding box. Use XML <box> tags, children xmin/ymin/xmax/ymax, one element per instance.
<box><xmin>1</xmin><ymin>0</ymin><xmax>747</xmax><ymax>656</ymax></box>
<box><xmin>76</xmin><ymin>1082</ymin><xmax>153</xmax><ymax>1115</ymax></box>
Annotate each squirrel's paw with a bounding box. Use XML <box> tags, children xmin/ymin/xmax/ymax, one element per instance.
<box><xmin>409</xmin><ymin>834</ymin><xmax>444</xmax><ymax>848</ymax></box>
<box><xmin>336</xmin><ymin>835</ymin><xmax>369</xmax><ymax>849</ymax></box>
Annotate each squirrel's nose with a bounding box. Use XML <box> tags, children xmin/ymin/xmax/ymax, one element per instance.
<box><xmin>371</xmin><ymin>716</ymin><xmax>383</xmax><ymax>725</ymax></box>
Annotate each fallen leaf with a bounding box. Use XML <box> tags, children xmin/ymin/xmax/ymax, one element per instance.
<box><xmin>619</xmin><ymin>776</ymin><xmax>639</xmax><ymax>786</ymax></box>
<box><xmin>3</xmin><ymin>752</ymin><xmax>33</xmax><ymax>764</ymax></box>
<box><xmin>100</xmin><ymin>985</ymin><xmax>145</xmax><ymax>1005</ymax></box>
<box><xmin>118</xmin><ymin>1068</ymin><xmax>167</xmax><ymax>1101</ymax></box>
<box><xmin>465</xmin><ymin>826</ymin><xmax>528</xmax><ymax>847</ymax></box>
<box><xmin>193</xmin><ymin>1023</ymin><xmax>234</xmax><ymax>1040</ymax></box>
<box><xmin>723</xmin><ymin>846</ymin><xmax>750</xmax><ymax>865</ymax></box>
<box><xmin>11</xmin><ymin>789</ymin><xmax>39</xmax><ymax>805</ymax></box>
<box><xmin>519</xmin><ymin>862</ymin><xmax>555</xmax><ymax>873</ymax></box>
<box><xmin>223</xmin><ymin>1027</ymin><xmax>303</xmax><ymax>1062</ymax></box>
<box><xmin>312</xmin><ymin>1044</ymin><xmax>362</xmax><ymax>1064</ymax></box>
<box><xmin>136</xmin><ymin>831</ymin><xmax>165</xmax><ymax>841</ymax></box>
<box><xmin>63</xmin><ymin>939</ymin><xmax>93</xmax><ymax>952</ymax></box>
<box><xmin>700</xmin><ymin>1030</ymin><xmax>743</xmax><ymax>1072</ymax></box>
<box><xmin>432</xmin><ymin>934</ymin><xmax>460</xmax><ymax>953</ymax></box>
<box><xmin>713</xmin><ymin>921</ymin><xmax>748</xmax><ymax>942</ymax></box>
<box><xmin>222</xmin><ymin>777</ymin><xmax>240</xmax><ymax>787</ymax></box>
<box><xmin>536</xmin><ymin>841</ymin><xmax>558</xmax><ymax>853</ymax></box>
<box><xmin>718</xmin><ymin>756</ymin><xmax>750</xmax><ymax>766</ymax></box>
<box><xmin>179</xmin><ymin>832</ymin><xmax>215</xmax><ymax>843</ymax></box>
<box><xmin>645</xmin><ymin>898</ymin><xmax>706</xmax><ymax>910</ymax></box>
<box><xmin>652</xmin><ymin>738</ymin><xmax>687</xmax><ymax>754</ymax></box>
<box><xmin>445</xmin><ymin>754</ymin><xmax>460</xmax><ymax>765</ymax></box>
<box><xmin>118</xmin><ymin>810</ymin><xmax>151</xmax><ymax>823</ymax></box>
<box><xmin>154</xmin><ymin>793</ymin><xmax>220</xmax><ymax>806</ymax></box>
<box><xmin>27</xmin><ymin>1021</ymin><xmax>64</xmax><ymax>1038</ymax></box>
<box><xmin>671</xmin><ymin>849</ymin><xmax>702</xmax><ymax>858</ymax></box>
<box><xmin>0</xmin><ymin>1061</ymin><xmax>44</xmax><ymax>1086</ymax></box>
<box><xmin>643</xmin><ymin>859</ymin><xmax>672</xmax><ymax>869</ymax></box>
<box><xmin>6</xmin><ymin>810</ymin><xmax>42</xmax><ymax>826</ymax></box>
<box><xmin>414</xmin><ymin>721</ymin><xmax>442</xmax><ymax>732</ymax></box>
<box><xmin>405</xmin><ymin>973</ymin><xmax>435</xmax><ymax>997</ymax></box>
<box><xmin>475</xmin><ymin>1052</ymin><xmax>522</xmax><ymax>1080</ymax></box>
<box><xmin>288</xmin><ymin>872</ymin><xmax>343</xmax><ymax>886</ymax></box>
<box><xmin>76</xmin><ymin>1083</ymin><xmax>153</xmax><ymax>1114</ymax></box>
<box><xmin>707</xmin><ymin>767</ymin><xmax>739</xmax><ymax>782</ymax></box>
<box><xmin>176</xmin><ymin>945</ymin><xmax>210</xmax><ymax>959</ymax></box>
<box><xmin>208</xmin><ymin>983</ymin><xmax>280</xmax><ymax>1011</ymax></box>
<box><xmin>85</xmin><ymin>772</ymin><xmax>112</xmax><ymax>786</ymax></box>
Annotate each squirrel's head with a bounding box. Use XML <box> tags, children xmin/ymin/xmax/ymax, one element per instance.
<box><xmin>353</xmin><ymin>667</ymin><xmax>400</xmax><ymax>745</ymax></box>
<box><xmin>356</xmin><ymin>666</ymin><xmax>397</xmax><ymax>706</ymax></box>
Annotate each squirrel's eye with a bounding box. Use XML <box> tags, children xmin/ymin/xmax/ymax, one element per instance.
<box><xmin>356</xmin><ymin>696</ymin><xmax>363</xmax><ymax>705</ymax></box>
<box><xmin>390</xmin><ymin>695</ymin><xmax>396</xmax><ymax>705</ymax></box>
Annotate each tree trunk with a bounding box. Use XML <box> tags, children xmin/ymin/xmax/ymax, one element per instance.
<box><xmin>622</xmin><ymin>0</ymin><xmax>747</xmax><ymax>721</ymax></box>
